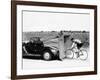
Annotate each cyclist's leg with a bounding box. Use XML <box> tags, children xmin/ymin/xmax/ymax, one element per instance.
<box><xmin>73</xmin><ymin>47</ymin><xmax>79</xmax><ymax>58</ymax></box>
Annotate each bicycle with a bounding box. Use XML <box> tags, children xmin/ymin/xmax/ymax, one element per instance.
<box><xmin>65</xmin><ymin>48</ymin><xmax>88</xmax><ymax>60</ymax></box>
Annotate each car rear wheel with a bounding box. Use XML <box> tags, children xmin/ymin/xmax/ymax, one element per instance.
<box><xmin>43</xmin><ymin>51</ymin><xmax>52</xmax><ymax>60</ymax></box>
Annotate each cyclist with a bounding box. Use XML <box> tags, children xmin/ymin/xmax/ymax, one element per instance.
<box><xmin>70</xmin><ymin>38</ymin><xmax>83</xmax><ymax>54</ymax></box>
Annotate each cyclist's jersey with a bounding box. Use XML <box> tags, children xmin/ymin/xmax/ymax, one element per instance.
<box><xmin>71</xmin><ymin>39</ymin><xmax>82</xmax><ymax>52</ymax></box>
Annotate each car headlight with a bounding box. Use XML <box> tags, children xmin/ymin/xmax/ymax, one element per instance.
<box><xmin>51</xmin><ymin>49</ymin><xmax>56</xmax><ymax>53</ymax></box>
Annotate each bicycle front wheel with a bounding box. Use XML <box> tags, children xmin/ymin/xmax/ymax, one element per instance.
<box><xmin>79</xmin><ymin>50</ymin><xmax>88</xmax><ymax>60</ymax></box>
<box><xmin>65</xmin><ymin>49</ymin><xmax>74</xmax><ymax>59</ymax></box>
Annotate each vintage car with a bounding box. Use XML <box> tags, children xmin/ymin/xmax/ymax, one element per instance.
<box><xmin>22</xmin><ymin>37</ymin><xmax>59</xmax><ymax>60</ymax></box>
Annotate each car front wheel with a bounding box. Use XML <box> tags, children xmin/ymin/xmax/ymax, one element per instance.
<box><xmin>43</xmin><ymin>51</ymin><xmax>52</xmax><ymax>60</ymax></box>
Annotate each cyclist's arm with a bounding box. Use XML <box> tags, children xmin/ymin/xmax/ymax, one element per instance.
<box><xmin>70</xmin><ymin>42</ymin><xmax>75</xmax><ymax>49</ymax></box>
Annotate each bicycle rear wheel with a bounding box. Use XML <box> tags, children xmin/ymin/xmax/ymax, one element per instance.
<box><xmin>65</xmin><ymin>49</ymin><xmax>74</xmax><ymax>59</ymax></box>
<box><xmin>79</xmin><ymin>49</ymin><xmax>88</xmax><ymax>60</ymax></box>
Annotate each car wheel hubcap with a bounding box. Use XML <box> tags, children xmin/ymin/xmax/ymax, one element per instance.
<box><xmin>44</xmin><ymin>52</ymin><xmax>50</xmax><ymax>60</ymax></box>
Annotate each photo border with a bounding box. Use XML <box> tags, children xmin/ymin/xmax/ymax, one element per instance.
<box><xmin>11</xmin><ymin>1</ymin><xmax>97</xmax><ymax>80</ymax></box>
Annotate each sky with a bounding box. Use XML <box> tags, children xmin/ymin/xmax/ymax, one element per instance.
<box><xmin>23</xmin><ymin>10</ymin><xmax>90</xmax><ymax>32</ymax></box>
